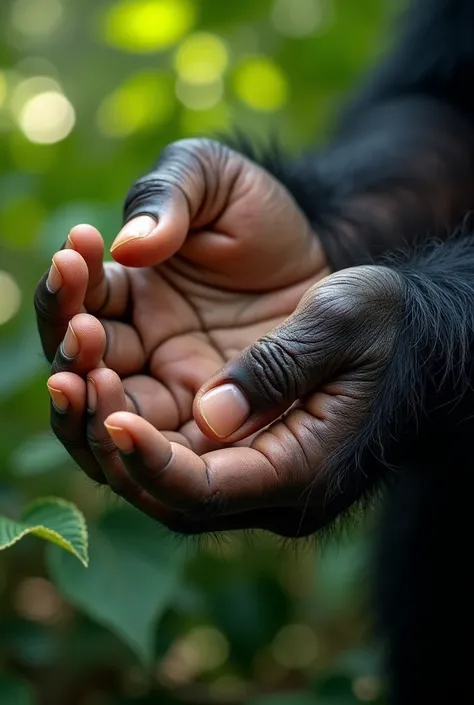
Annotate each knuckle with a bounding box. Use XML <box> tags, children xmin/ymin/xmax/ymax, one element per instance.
<box><xmin>184</xmin><ymin>489</ymin><xmax>228</xmax><ymax>521</ymax></box>
<box><xmin>86</xmin><ymin>432</ymin><xmax>118</xmax><ymax>462</ymax></box>
<box><xmin>50</xmin><ymin>350</ymin><xmax>74</xmax><ymax>375</ymax></box>
<box><xmin>243</xmin><ymin>336</ymin><xmax>307</xmax><ymax>405</ymax></box>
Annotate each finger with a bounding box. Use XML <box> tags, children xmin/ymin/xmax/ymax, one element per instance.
<box><xmin>85</xmin><ymin>368</ymin><xmax>178</xmax><ymax>525</ymax></box>
<box><xmin>51</xmin><ymin>313</ymin><xmax>106</xmax><ymax>377</ymax></box>
<box><xmin>193</xmin><ymin>275</ymin><xmax>367</xmax><ymax>443</ymax></box>
<box><xmin>102</xmin><ymin>411</ymin><xmax>308</xmax><ymax>517</ymax></box>
<box><xmin>34</xmin><ymin>250</ymin><xmax>89</xmax><ymax>362</ymax></box>
<box><xmin>66</xmin><ymin>224</ymin><xmax>130</xmax><ymax>318</ymax></box>
<box><xmin>121</xmin><ymin>376</ymin><xmax>225</xmax><ymax>455</ymax></box>
<box><xmin>110</xmin><ymin>139</ymin><xmax>233</xmax><ymax>267</ymax></box>
<box><xmin>192</xmin><ymin>289</ymin><xmax>327</xmax><ymax>442</ymax></box>
<box><xmin>46</xmin><ymin>372</ymin><xmax>107</xmax><ymax>483</ymax></box>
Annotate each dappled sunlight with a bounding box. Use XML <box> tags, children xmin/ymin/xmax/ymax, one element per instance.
<box><xmin>271</xmin><ymin>0</ymin><xmax>334</xmax><ymax>38</ymax></box>
<box><xmin>234</xmin><ymin>56</ymin><xmax>289</xmax><ymax>112</ymax></box>
<box><xmin>18</xmin><ymin>90</ymin><xmax>75</xmax><ymax>144</ymax></box>
<box><xmin>97</xmin><ymin>71</ymin><xmax>174</xmax><ymax>138</ymax></box>
<box><xmin>101</xmin><ymin>0</ymin><xmax>196</xmax><ymax>53</ymax></box>
<box><xmin>10</xmin><ymin>0</ymin><xmax>63</xmax><ymax>39</ymax></box>
<box><xmin>0</xmin><ymin>1</ymin><xmax>391</xmax><ymax>702</ymax></box>
<box><xmin>0</xmin><ymin>270</ymin><xmax>22</xmax><ymax>325</ymax></box>
<box><xmin>175</xmin><ymin>77</ymin><xmax>223</xmax><ymax>111</ymax></box>
<box><xmin>174</xmin><ymin>32</ymin><xmax>229</xmax><ymax>85</ymax></box>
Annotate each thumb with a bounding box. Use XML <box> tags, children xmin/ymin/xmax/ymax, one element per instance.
<box><xmin>110</xmin><ymin>138</ymin><xmax>234</xmax><ymax>268</ymax></box>
<box><xmin>193</xmin><ymin>281</ymin><xmax>351</xmax><ymax>442</ymax></box>
<box><xmin>110</xmin><ymin>143</ymin><xmax>195</xmax><ymax>267</ymax></box>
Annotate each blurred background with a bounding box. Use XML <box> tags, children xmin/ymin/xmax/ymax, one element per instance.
<box><xmin>0</xmin><ymin>1</ymin><xmax>394</xmax><ymax>703</ymax></box>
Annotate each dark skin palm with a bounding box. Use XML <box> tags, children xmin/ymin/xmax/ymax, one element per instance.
<box><xmin>35</xmin><ymin>140</ymin><xmax>329</xmax><ymax>533</ymax></box>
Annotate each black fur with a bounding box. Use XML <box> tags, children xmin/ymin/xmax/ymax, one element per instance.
<box><xmin>239</xmin><ymin>2</ymin><xmax>474</xmax><ymax>702</ymax></box>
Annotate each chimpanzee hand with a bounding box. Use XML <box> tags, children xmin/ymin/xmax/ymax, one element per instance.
<box><xmin>60</xmin><ymin>265</ymin><xmax>404</xmax><ymax>536</ymax></box>
<box><xmin>35</xmin><ymin>138</ymin><xmax>328</xmax><ymax>488</ymax></box>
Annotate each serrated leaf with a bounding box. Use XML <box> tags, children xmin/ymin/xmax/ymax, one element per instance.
<box><xmin>0</xmin><ymin>497</ymin><xmax>88</xmax><ymax>566</ymax></box>
<box><xmin>47</xmin><ymin>506</ymin><xmax>189</xmax><ymax>666</ymax></box>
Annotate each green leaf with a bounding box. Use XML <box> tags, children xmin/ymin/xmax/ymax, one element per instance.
<box><xmin>47</xmin><ymin>506</ymin><xmax>189</xmax><ymax>665</ymax></box>
<box><xmin>0</xmin><ymin>497</ymin><xmax>88</xmax><ymax>566</ymax></box>
<box><xmin>0</xmin><ymin>676</ymin><xmax>33</xmax><ymax>705</ymax></box>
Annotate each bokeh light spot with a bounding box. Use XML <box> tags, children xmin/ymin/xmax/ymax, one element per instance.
<box><xmin>101</xmin><ymin>0</ymin><xmax>196</xmax><ymax>54</ymax></box>
<box><xmin>18</xmin><ymin>90</ymin><xmax>75</xmax><ymax>144</ymax></box>
<box><xmin>10</xmin><ymin>75</ymin><xmax>61</xmax><ymax>116</ymax></box>
<box><xmin>271</xmin><ymin>0</ymin><xmax>333</xmax><ymax>38</ymax></box>
<box><xmin>271</xmin><ymin>623</ymin><xmax>319</xmax><ymax>669</ymax></box>
<box><xmin>14</xmin><ymin>577</ymin><xmax>68</xmax><ymax>625</ymax></box>
<box><xmin>175</xmin><ymin>77</ymin><xmax>223</xmax><ymax>110</ymax></box>
<box><xmin>174</xmin><ymin>33</ymin><xmax>228</xmax><ymax>85</ymax></box>
<box><xmin>0</xmin><ymin>271</ymin><xmax>22</xmax><ymax>326</ymax></box>
<box><xmin>97</xmin><ymin>71</ymin><xmax>174</xmax><ymax>138</ymax></box>
<box><xmin>10</xmin><ymin>0</ymin><xmax>63</xmax><ymax>38</ymax></box>
<box><xmin>353</xmin><ymin>676</ymin><xmax>383</xmax><ymax>702</ymax></box>
<box><xmin>234</xmin><ymin>56</ymin><xmax>288</xmax><ymax>112</ymax></box>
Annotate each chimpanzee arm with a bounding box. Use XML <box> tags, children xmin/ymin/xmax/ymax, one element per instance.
<box><xmin>235</xmin><ymin>0</ymin><xmax>474</xmax><ymax>269</ymax></box>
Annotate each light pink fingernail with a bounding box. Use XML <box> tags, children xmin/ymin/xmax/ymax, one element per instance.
<box><xmin>199</xmin><ymin>384</ymin><xmax>250</xmax><ymax>438</ymax></box>
<box><xmin>62</xmin><ymin>323</ymin><xmax>79</xmax><ymax>359</ymax></box>
<box><xmin>87</xmin><ymin>378</ymin><xmax>97</xmax><ymax>414</ymax></box>
<box><xmin>104</xmin><ymin>422</ymin><xmax>134</xmax><ymax>453</ymax></box>
<box><xmin>110</xmin><ymin>215</ymin><xmax>157</xmax><ymax>252</ymax></box>
<box><xmin>47</xmin><ymin>384</ymin><xmax>69</xmax><ymax>412</ymax></box>
<box><xmin>47</xmin><ymin>260</ymin><xmax>62</xmax><ymax>293</ymax></box>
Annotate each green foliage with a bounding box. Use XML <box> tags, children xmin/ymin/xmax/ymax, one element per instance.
<box><xmin>48</xmin><ymin>507</ymin><xmax>188</xmax><ymax>665</ymax></box>
<box><xmin>0</xmin><ymin>677</ymin><xmax>33</xmax><ymax>705</ymax></box>
<box><xmin>0</xmin><ymin>0</ymin><xmax>392</xmax><ymax>702</ymax></box>
<box><xmin>0</xmin><ymin>497</ymin><xmax>88</xmax><ymax>565</ymax></box>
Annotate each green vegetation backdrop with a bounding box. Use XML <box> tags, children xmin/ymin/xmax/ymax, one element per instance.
<box><xmin>0</xmin><ymin>1</ymin><xmax>393</xmax><ymax>703</ymax></box>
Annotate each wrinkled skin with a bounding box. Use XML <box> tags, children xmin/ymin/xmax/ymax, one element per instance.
<box><xmin>35</xmin><ymin>139</ymin><xmax>404</xmax><ymax>537</ymax></box>
<box><xmin>35</xmin><ymin>139</ymin><xmax>330</xmax><ymax>532</ymax></box>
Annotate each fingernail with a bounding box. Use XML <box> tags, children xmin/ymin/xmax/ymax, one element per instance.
<box><xmin>104</xmin><ymin>422</ymin><xmax>134</xmax><ymax>453</ymax></box>
<box><xmin>47</xmin><ymin>384</ymin><xmax>69</xmax><ymax>412</ymax></box>
<box><xmin>62</xmin><ymin>323</ymin><xmax>79</xmax><ymax>359</ymax></box>
<box><xmin>87</xmin><ymin>377</ymin><xmax>97</xmax><ymax>414</ymax></box>
<box><xmin>199</xmin><ymin>384</ymin><xmax>250</xmax><ymax>438</ymax></box>
<box><xmin>46</xmin><ymin>260</ymin><xmax>62</xmax><ymax>293</ymax></box>
<box><xmin>110</xmin><ymin>215</ymin><xmax>156</xmax><ymax>253</ymax></box>
<box><xmin>65</xmin><ymin>233</ymin><xmax>75</xmax><ymax>249</ymax></box>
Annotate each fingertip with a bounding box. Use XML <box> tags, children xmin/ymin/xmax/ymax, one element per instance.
<box><xmin>110</xmin><ymin>216</ymin><xmax>157</xmax><ymax>260</ymax></box>
<box><xmin>68</xmin><ymin>223</ymin><xmax>103</xmax><ymax>245</ymax></box>
<box><xmin>50</xmin><ymin>249</ymin><xmax>89</xmax><ymax>282</ymax></box>
<box><xmin>104</xmin><ymin>410</ymin><xmax>135</xmax><ymax>429</ymax></box>
<box><xmin>47</xmin><ymin>381</ymin><xmax>70</xmax><ymax>412</ymax></box>
<box><xmin>110</xmin><ymin>207</ymin><xmax>189</xmax><ymax>267</ymax></box>
<box><xmin>47</xmin><ymin>371</ymin><xmax>86</xmax><ymax>407</ymax></box>
<box><xmin>194</xmin><ymin>383</ymin><xmax>251</xmax><ymax>440</ymax></box>
<box><xmin>104</xmin><ymin>414</ymin><xmax>135</xmax><ymax>453</ymax></box>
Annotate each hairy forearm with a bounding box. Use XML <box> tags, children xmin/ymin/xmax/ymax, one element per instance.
<box><xmin>243</xmin><ymin>0</ymin><xmax>474</xmax><ymax>270</ymax></box>
<box><xmin>307</xmin><ymin>235</ymin><xmax>474</xmax><ymax>533</ymax></box>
